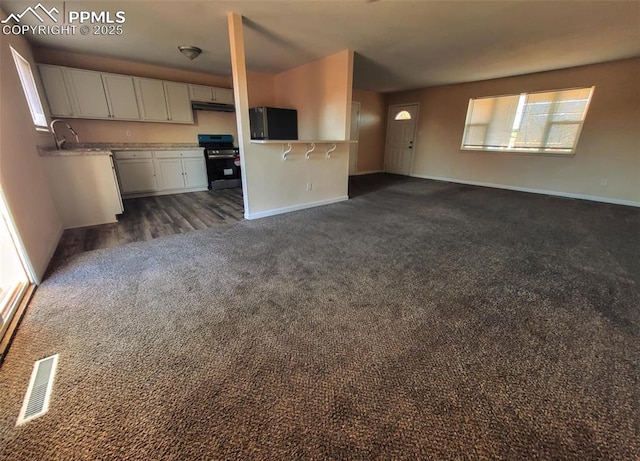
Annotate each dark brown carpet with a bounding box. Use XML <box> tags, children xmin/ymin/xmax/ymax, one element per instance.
<box><xmin>1</xmin><ymin>174</ymin><xmax>638</xmax><ymax>460</ymax></box>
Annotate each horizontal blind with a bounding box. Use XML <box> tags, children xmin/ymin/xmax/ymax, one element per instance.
<box><xmin>462</xmin><ymin>87</ymin><xmax>594</xmax><ymax>153</ymax></box>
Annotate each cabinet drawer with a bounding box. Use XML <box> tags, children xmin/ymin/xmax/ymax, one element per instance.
<box><xmin>154</xmin><ymin>150</ymin><xmax>203</xmax><ymax>159</ymax></box>
<box><xmin>114</xmin><ymin>150</ymin><xmax>153</xmax><ymax>160</ymax></box>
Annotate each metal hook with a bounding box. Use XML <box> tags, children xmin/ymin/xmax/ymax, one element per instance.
<box><xmin>325</xmin><ymin>143</ymin><xmax>337</xmax><ymax>159</ymax></box>
<box><xmin>304</xmin><ymin>142</ymin><xmax>316</xmax><ymax>160</ymax></box>
<box><xmin>282</xmin><ymin>143</ymin><xmax>292</xmax><ymax>161</ymax></box>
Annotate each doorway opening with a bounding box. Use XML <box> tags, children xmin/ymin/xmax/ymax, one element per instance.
<box><xmin>349</xmin><ymin>101</ymin><xmax>361</xmax><ymax>176</ymax></box>
<box><xmin>0</xmin><ymin>190</ymin><xmax>34</xmax><ymax>361</ymax></box>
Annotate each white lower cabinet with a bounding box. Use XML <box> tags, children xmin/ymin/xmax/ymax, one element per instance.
<box><xmin>117</xmin><ymin>159</ymin><xmax>157</xmax><ymax>194</ymax></box>
<box><xmin>182</xmin><ymin>157</ymin><xmax>208</xmax><ymax>188</ymax></box>
<box><xmin>156</xmin><ymin>158</ymin><xmax>185</xmax><ymax>190</ymax></box>
<box><xmin>115</xmin><ymin>150</ymin><xmax>207</xmax><ymax>197</ymax></box>
<box><xmin>155</xmin><ymin>150</ymin><xmax>207</xmax><ymax>190</ymax></box>
<box><xmin>42</xmin><ymin>155</ymin><xmax>123</xmax><ymax>229</ymax></box>
<box><xmin>114</xmin><ymin>151</ymin><xmax>157</xmax><ymax>195</ymax></box>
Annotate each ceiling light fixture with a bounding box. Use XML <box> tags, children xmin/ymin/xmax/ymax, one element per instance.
<box><xmin>178</xmin><ymin>46</ymin><xmax>202</xmax><ymax>60</ymax></box>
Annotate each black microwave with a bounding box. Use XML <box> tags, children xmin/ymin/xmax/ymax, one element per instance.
<box><xmin>249</xmin><ymin>106</ymin><xmax>298</xmax><ymax>140</ymax></box>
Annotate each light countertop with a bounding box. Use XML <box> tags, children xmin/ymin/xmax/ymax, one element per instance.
<box><xmin>37</xmin><ymin>142</ymin><xmax>202</xmax><ymax>157</ymax></box>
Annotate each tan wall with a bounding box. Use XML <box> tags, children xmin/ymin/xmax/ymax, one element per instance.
<box><xmin>352</xmin><ymin>89</ymin><xmax>386</xmax><ymax>173</ymax></box>
<box><xmin>0</xmin><ymin>24</ymin><xmax>62</xmax><ymax>281</ymax></box>
<box><xmin>229</xmin><ymin>10</ymin><xmax>354</xmax><ymax>219</ymax></box>
<box><xmin>60</xmin><ymin>111</ymin><xmax>237</xmax><ymax>144</ymax></box>
<box><xmin>247</xmin><ymin>71</ymin><xmax>276</xmax><ymax>107</ymax></box>
<box><xmin>238</xmin><ymin>47</ymin><xmax>354</xmax><ymax>217</ymax></box>
<box><xmin>32</xmin><ymin>48</ymin><xmax>238</xmax><ymax>144</ymax></box>
<box><xmin>386</xmin><ymin>58</ymin><xmax>640</xmax><ymax>205</ymax></box>
<box><xmin>274</xmin><ymin>50</ymin><xmax>353</xmax><ymax>140</ymax></box>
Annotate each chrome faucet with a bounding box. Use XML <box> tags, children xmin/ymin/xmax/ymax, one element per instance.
<box><xmin>50</xmin><ymin>119</ymin><xmax>79</xmax><ymax>149</ymax></box>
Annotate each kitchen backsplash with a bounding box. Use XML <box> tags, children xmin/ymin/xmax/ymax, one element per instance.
<box><xmin>54</xmin><ymin>110</ymin><xmax>238</xmax><ymax>144</ymax></box>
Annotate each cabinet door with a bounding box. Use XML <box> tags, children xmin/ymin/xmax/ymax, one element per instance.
<box><xmin>213</xmin><ymin>88</ymin><xmax>234</xmax><ymax>105</ymax></box>
<box><xmin>134</xmin><ymin>78</ymin><xmax>168</xmax><ymax>121</ymax></box>
<box><xmin>156</xmin><ymin>158</ymin><xmax>185</xmax><ymax>190</ymax></box>
<box><xmin>102</xmin><ymin>74</ymin><xmax>140</xmax><ymax>120</ymax></box>
<box><xmin>116</xmin><ymin>159</ymin><xmax>157</xmax><ymax>193</ymax></box>
<box><xmin>164</xmin><ymin>82</ymin><xmax>193</xmax><ymax>123</ymax></box>
<box><xmin>65</xmin><ymin>68</ymin><xmax>110</xmax><ymax>118</ymax></box>
<box><xmin>189</xmin><ymin>84</ymin><xmax>213</xmax><ymax>102</ymax></box>
<box><xmin>38</xmin><ymin>65</ymin><xmax>74</xmax><ymax>117</ymax></box>
<box><xmin>182</xmin><ymin>157</ymin><xmax>208</xmax><ymax>188</ymax></box>
<box><xmin>109</xmin><ymin>156</ymin><xmax>124</xmax><ymax>213</ymax></box>
<box><xmin>43</xmin><ymin>156</ymin><xmax>124</xmax><ymax>228</ymax></box>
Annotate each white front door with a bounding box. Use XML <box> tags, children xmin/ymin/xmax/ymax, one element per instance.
<box><xmin>384</xmin><ymin>103</ymin><xmax>418</xmax><ymax>175</ymax></box>
<box><xmin>349</xmin><ymin>102</ymin><xmax>361</xmax><ymax>175</ymax></box>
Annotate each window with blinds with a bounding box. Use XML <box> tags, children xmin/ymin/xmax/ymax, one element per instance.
<box><xmin>461</xmin><ymin>87</ymin><xmax>594</xmax><ymax>154</ymax></box>
<box><xmin>10</xmin><ymin>46</ymin><xmax>48</xmax><ymax>130</ymax></box>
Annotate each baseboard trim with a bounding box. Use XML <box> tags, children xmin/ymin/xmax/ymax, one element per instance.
<box><xmin>122</xmin><ymin>186</ymin><xmax>209</xmax><ymax>200</ymax></box>
<box><xmin>245</xmin><ymin>196</ymin><xmax>349</xmax><ymax>220</ymax></box>
<box><xmin>410</xmin><ymin>174</ymin><xmax>640</xmax><ymax>208</ymax></box>
<box><xmin>351</xmin><ymin>170</ymin><xmax>384</xmax><ymax>176</ymax></box>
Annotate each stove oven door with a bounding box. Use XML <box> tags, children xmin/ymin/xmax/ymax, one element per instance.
<box><xmin>205</xmin><ymin>155</ymin><xmax>241</xmax><ymax>190</ymax></box>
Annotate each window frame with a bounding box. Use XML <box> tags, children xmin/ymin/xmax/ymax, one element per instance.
<box><xmin>394</xmin><ymin>110</ymin><xmax>412</xmax><ymax>121</ymax></box>
<box><xmin>9</xmin><ymin>46</ymin><xmax>49</xmax><ymax>132</ymax></box>
<box><xmin>460</xmin><ymin>86</ymin><xmax>595</xmax><ymax>156</ymax></box>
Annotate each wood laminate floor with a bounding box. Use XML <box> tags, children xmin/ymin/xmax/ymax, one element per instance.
<box><xmin>52</xmin><ymin>188</ymin><xmax>244</xmax><ymax>260</ymax></box>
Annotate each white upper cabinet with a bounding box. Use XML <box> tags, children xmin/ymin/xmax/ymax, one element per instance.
<box><xmin>188</xmin><ymin>84</ymin><xmax>234</xmax><ymax>105</ymax></box>
<box><xmin>65</xmin><ymin>68</ymin><xmax>111</xmax><ymax>118</ymax></box>
<box><xmin>189</xmin><ymin>84</ymin><xmax>214</xmax><ymax>102</ymax></box>
<box><xmin>214</xmin><ymin>88</ymin><xmax>234</xmax><ymax>105</ymax></box>
<box><xmin>38</xmin><ymin>65</ymin><xmax>73</xmax><ymax>117</ymax></box>
<box><xmin>164</xmin><ymin>82</ymin><xmax>193</xmax><ymax>123</ymax></box>
<box><xmin>37</xmin><ymin>64</ymin><xmax>195</xmax><ymax>124</ymax></box>
<box><xmin>102</xmin><ymin>74</ymin><xmax>140</xmax><ymax>120</ymax></box>
<box><xmin>39</xmin><ymin>65</ymin><xmax>139</xmax><ymax>120</ymax></box>
<box><xmin>135</xmin><ymin>78</ymin><xmax>169</xmax><ymax>121</ymax></box>
<box><xmin>135</xmin><ymin>78</ymin><xmax>192</xmax><ymax>123</ymax></box>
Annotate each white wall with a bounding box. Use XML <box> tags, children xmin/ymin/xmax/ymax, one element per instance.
<box><xmin>386</xmin><ymin>58</ymin><xmax>640</xmax><ymax>206</ymax></box>
<box><xmin>0</xmin><ymin>13</ymin><xmax>63</xmax><ymax>281</ymax></box>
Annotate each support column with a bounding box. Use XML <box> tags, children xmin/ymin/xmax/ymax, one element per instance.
<box><xmin>227</xmin><ymin>12</ymin><xmax>251</xmax><ymax>217</ymax></box>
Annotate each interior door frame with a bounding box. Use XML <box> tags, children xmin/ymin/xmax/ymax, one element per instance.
<box><xmin>384</xmin><ymin>102</ymin><xmax>420</xmax><ymax>175</ymax></box>
<box><xmin>349</xmin><ymin>101</ymin><xmax>361</xmax><ymax>176</ymax></box>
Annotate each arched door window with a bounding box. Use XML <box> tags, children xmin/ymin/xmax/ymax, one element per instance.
<box><xmin>394</xmin><ymin>110</ymin><xmax>412</xmax><ymax>121</ymax></box>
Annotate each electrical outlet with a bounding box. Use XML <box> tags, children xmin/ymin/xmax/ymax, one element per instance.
<box><xmin>600</xmin><ymin>178</ymin><xmax>608</xmax><ymax>186</ymax></box>
<box><xmin>306</xmin><ymin>182</ymin><xmax>312</xmax><ymax>191</ymax></box>
<box><xmin>125</xmin><ymin>130</ymin><xmax>132</xmax><ymax>137</ymax></box>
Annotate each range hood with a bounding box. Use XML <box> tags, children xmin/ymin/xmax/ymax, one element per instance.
<box><xmin>191</xmin><ymin>101</ymin><xmax>235</xmax><ymax>113</ymax></box>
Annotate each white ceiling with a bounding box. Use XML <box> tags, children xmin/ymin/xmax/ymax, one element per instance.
<box><xmin>2</xmin><ymin>0</ymin><xmax>639</xmax><ymax>92</ymax></box>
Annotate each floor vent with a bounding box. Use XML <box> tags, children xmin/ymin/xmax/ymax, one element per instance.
<box><xmin>16</xmin><ymin>354</ymin><xmax>59</xmax><ymax>425</ymax></box>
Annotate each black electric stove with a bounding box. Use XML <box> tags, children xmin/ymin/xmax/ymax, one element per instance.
<box><xmin>198</xmin><ymin>134</ymin><xmax>241</xmax><ymax>190</ymax></box>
